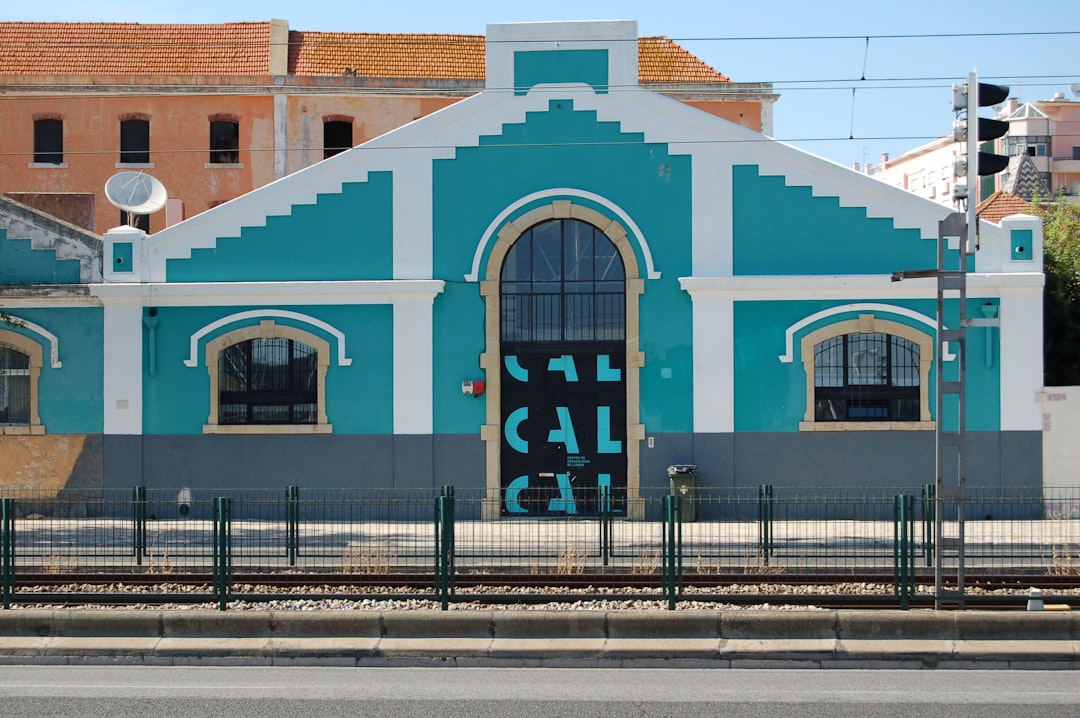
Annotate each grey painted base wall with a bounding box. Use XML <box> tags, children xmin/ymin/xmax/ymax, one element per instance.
<box><xmin>96</xmin><ymin>430</ymin><xmax>1042</xmax><ymax>520</ymax></box>
<box><xmin>640</xmin><ymin>430</ymin><xmax>1044</xmax><ymax>520</ymax></box>
<box><xmin>102</xmin><ymin>434</ymin><xmax>487</xmax><ymax>492</ymax></box>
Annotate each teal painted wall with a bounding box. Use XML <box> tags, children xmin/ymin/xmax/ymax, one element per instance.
<box><xmin>432</xmin><ymin>283</ymin><xmax>487</xmax><ymax>434</ymax></box>
<box><xmin>514</xmin><ymin>49</ymin><xmax>609</xmax><ymax>94</ymax></box>
<box><xmin>165</xmin><ymin>173</ymin><xmax>394</xmax><ymax>282</ymax></box>
<box><xmin>0</xmin><ymin>229</ymin><xmax>82</xmax><ymax>285</ymax></box>
<box><xmin>3</xmin><ymin>307</ymin><xmax>102</xmax><ymax>432</ymax></box>
<box><xmin>732</xmin><ymin>299</ymin><xmax>1000</xmax><ymax>432</ymax></box>
<box><xmin>430</xmin><ymin>99</ymin><xmax>694</xmax><ymax>433</ymax></box>
<box><xmin>732</xmin><ymin>165</ymin><xmax>938</xmax><ymax>276</ymax></box>
<box><xmin>142</xmin><ymin>304</ymin><xmax>394</xmax><ymax>435</ymax></box>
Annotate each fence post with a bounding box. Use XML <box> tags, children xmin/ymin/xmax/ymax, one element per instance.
<box><xmin>1</xmin><ymin>498</ymin><xmax>13</xmax><ymax>609</ymax></box>
<box><xmin>894</xmin><ymin>494</ymin><xmax>915</xmax><ymax>610</ymax></box>
<box><xmin>662</xmin><ymin>495</ymin><xmax>681</xmax><ymax>611</ymax></box>
<box><xmin>599</xmin><ymin>484</ymin><xmax>611</xmax><ymax>568</ymax></box>
<box><xmin>435</xmin><ymin>486</ymin><xmax>455</xmax><ymax>611</ymax></box>
<box><xmin>921</xmin><ymin>483</ymin><xmax>935</xmax><ymax>566</ymax></box>
<box><xmin>758</xmin><ymin>484</ymin><xmax>774</xmax><ymax>565</ymax></box>
<box><xmin>132</xmin><ymin>486</ymin><xmax>147</xmax><ymax>566</ymax></box>
<box><xmin>212</xmin><ymin>497</ymin><xmax>232</xmax><ymax>612</ymax></box>
<box><xmin>285</xmin><ymin>485</ymin><xmax>299</xmax><ymax>566</ymax></box>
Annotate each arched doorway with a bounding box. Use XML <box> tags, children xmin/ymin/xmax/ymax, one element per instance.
<box><xmin>479</xmin><ymin>200</ymin><xmax>646</xmax><ymax>520</ymax></box>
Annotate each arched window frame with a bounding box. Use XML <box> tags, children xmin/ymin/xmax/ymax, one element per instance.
<box><xmin>478</xmin><ymin>199</ymin><xmax>647</xmax><ymax>519</ymax></box>
<box><xmin>0</xmin><ymin>329</ymin><xmax>44</xmax><ymax>435</ymax></box>
<box><xmin>203</xmin><ymin>320</ymin><xmax>332</xmax><ymax>434</ymax></box>
<box><xmin>798</xmin><ymin>314</ymin><xmax>934</xmax><ymax>431</ymax></box>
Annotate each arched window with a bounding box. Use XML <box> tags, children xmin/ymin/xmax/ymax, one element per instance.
<box><xmin>799</xmin><ymin>315</ymin><xmax>933</xmax><ymax>430</ymax></box>
<box><xmin>0</xmin><ymin>331</ymin><xmax>44</xmax><ymax>434</ymax></box>
<box><xmin>203</xmin><ymin>321</ymin><xmax>331</xmax><ymax>434</ymax></box>
<box><xmin>219</xmin><ymin>338</ymin><xmax>317</xmax><ymax>425</ymax></box>
<box><xmin>500</xmin><ymin>218</ymin><xmax>625</xmax><ymax>344</ymax></box>
<box><xmin>813</xmin><ymin>332</ymin><xmax>920</xmax><ymax>421</ymax></box>
<box><xmin>0</xmin><ymin>343</ymin><xmax>31</xmax><ymax>425</ymax></box>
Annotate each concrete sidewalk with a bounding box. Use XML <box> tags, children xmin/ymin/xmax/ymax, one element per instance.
<box><xmin>2</xmin><ymin>609</ymin><xmax>1079</xmax><ymax>668</ymax></box>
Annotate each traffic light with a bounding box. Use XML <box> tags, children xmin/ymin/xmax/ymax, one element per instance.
<box><xmin>951</xmin><ymin>72</ymin><xmax>1010</xmax><ymax>181</ymax></box>
<box><xmin>951</xmin><ymin>71</ymin><xmax>1010</xmax><ymax>253</ymax></box>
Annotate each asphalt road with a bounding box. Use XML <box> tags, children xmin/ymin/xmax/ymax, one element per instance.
<box><xmin>0</xmin><ymin>666</ymin><xmax>1078</xmax><ymax>717</ymax></box>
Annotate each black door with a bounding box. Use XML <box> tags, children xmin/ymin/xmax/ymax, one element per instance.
<box><xmin>498</xmin><ymin>218</ymin><xmax>626</xmax><ymax>516</ymax></box>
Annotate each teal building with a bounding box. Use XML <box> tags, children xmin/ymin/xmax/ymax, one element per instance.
<box><xmin>1</xmin><ymin>21</ymin><xmax>1045</xmax><ymax>518</ymax></box>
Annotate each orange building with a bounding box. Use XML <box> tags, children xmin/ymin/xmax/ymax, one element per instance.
<box><xmin>0</xmin><ymin>20</ymin><xmax>776</xmax><ymax>235</ymax></box>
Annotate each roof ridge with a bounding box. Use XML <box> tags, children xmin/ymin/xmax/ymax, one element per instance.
<box><xmin>0</xmin><ymin>21</ymin><xmax>730</xmax><ymax>84</ymax></box>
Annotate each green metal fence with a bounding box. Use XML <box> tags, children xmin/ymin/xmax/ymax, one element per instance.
<box><xmin>1</xmin><ymin>485</ymin><xmax>1078</xmax><ymax>611</ymax></box>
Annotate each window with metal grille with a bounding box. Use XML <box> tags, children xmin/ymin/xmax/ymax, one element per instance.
<box><xmin>120</xmin><ymin>118</ymin><xmax>150</xmax><ymax>164</ymax></box>
<box><xmin>500</xmin><ymin>218</ymin><xmax>625</xmax><ymax>344</ymax></box>
<box><xmin>814</xmin><ymin>332</ymin><xmax>919</xmax><ymax>421</ymax></box>
<box><xmin>33</xmin><ymin>119</ymin><xmax>63</xmax><ymax>164</ymax></box>
<box><xmin>218</xmin><ymin>338</ymin><xmax>317</xmax><ymax>424</ymax></box>
<box><xmin>0</xmin><ymin>343</ymin><xmax>31</xmax><ymax>425</ymax></box>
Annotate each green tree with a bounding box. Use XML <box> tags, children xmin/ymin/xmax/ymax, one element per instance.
<box><xmin>1034</xmin><ymin>192</ymin><xmax>1080</xmax><ymax>385</ymax></box>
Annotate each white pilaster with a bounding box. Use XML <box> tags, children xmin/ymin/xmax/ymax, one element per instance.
<box><xmin>686</xmin><ymin>286</ymin><xmax>735</xmax><ymax>433</ymax></box>
<box><xmin>999</xmin><ymin>283</ymin><xmax>1045</xmax><ymax>431</ymax></box>
<box><xmin>393</xmin><ymin>296</ymin><xmax>436</xmax><ymax>434</ymax></box>
<box><xmin>101</xmin><ymin>296</ymin><xmax>144</xmax><ymax>435</ymax></box>
<box><xmin>392</xmin><ymin>154</ymin><xmax>433</xmax><ymax>279</ymax></box>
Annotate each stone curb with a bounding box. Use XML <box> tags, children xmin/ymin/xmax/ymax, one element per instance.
<box><xmin>1</xmin><ymin>609</ymin><xmax>1078</xmax><ymax>668</ymax></box>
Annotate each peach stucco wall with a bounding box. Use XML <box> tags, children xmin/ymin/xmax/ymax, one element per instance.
<box><xmin>0</xmin><ymin>86</ymin><xmax>272</xmax><ymax>234</ymax></box>
<box><xmin>1</xmin><ymin>78</ymin><xmax>766</xmax><ymax>234</ymax></box>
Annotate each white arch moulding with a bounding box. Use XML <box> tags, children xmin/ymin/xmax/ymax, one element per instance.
<box><xmin>465</xmin><ymin>188</ymin><xmax>660</xmax><ymax>282</ymax></box>
<box><xmin>183</xmin><ymin>310</ymin><xmax>353</xmax><ymax>367</ymax></box>
<box><xmin>3</xmin><ymin>315</ymin><xmax>62</xmax><ymax>368</ymax></box>
<box><xmin>778</xmin><ymin>303</ymin><xmax>957</xmax><ymax>363</ymax></box>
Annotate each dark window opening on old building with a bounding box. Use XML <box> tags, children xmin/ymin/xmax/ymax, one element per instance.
<box><xmin>210</xmin><ymin>120</ymin><xmax>239</xmax><ymax>164</ymax></box>
<box><xmin>323</xmin><ymin>120</ymin><xmax>353</xmax><ymax>159</ymax></box>
<box><xmin>120</xmin><ymin>119</ymin><xmax>150</xmax><ymax>164</ymax></box>
<box><xmin>120</xmin><ymin>210</ymin><xmax>150</xmax><ymax>232</ymax></box>
<box><xmin>33</xmin><ymin>119</ymin><xmax>63</xmax><ymax>164</ymax></box>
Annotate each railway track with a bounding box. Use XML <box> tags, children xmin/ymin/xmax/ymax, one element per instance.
<box><xmin>6</xmin><ymin>571</ymin><xmax>1079</xmax><ymax>611</ymax></box>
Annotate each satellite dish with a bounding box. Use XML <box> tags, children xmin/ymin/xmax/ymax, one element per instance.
<box><xmin>104</xmin><ymin>171</ymin><xmax>167</xmax><ymax>225</ymax></box>
<box><xmin>1071</xmin><ymin>84</ymin><xmax>1080</xmax><ymax>99</ymax></box>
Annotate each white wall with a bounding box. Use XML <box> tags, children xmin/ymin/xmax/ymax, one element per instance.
<box><xmin>1041</xmin><ymin>386</ymin><xmax>1080</xmax><ymax>514</ymax></box>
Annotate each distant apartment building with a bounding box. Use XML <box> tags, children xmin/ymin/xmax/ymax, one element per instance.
<box><xmin>0</xmin><ymin>20</ymin><xmax>777</xmax><ymax>235</ymax></box>
<box><xmin>869</xmin><ymin>93</ymin><xmax>1080</xmax><ymax>207</ymax></box>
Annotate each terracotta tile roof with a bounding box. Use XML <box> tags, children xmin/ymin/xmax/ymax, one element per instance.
<box><xmin>291</xmin><ymin>32</ymin><xmax>730</xmax><ymax>83</ymax></box>
<box><xmin>976</xmin><ymin>190</ymin><xmax>1037</xmax><ymax>223</ymax></box>
<box><xmin>0</xmin><ymin>21</ymin><xmax>274</xmax><ymax>75</ymax></box>
<box><xmin>637</xmin><ymin>36</ymin><xmax>729</xmax><ymax>83</ymax></box>
<box><xmin>0</xmin><ymin>22</ymin><xmax>731</xmax><ymax>84</ymax></box>
<box><xmin>290</xmin><ymin>31</ymin><xmax>486</xmax><ymax>79</ymax></box>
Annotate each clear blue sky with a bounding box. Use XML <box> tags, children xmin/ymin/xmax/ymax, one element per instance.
<box><xmin>8</xmin><ymin>0</ymin><xmax>1077</xmax><ymax>168</ymax></box>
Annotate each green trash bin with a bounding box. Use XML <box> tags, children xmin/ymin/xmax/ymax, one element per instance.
<box><xmin>667</xmin><ymin>464</ymin><xmax>697</xmax><ymax>522</ymax></box>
